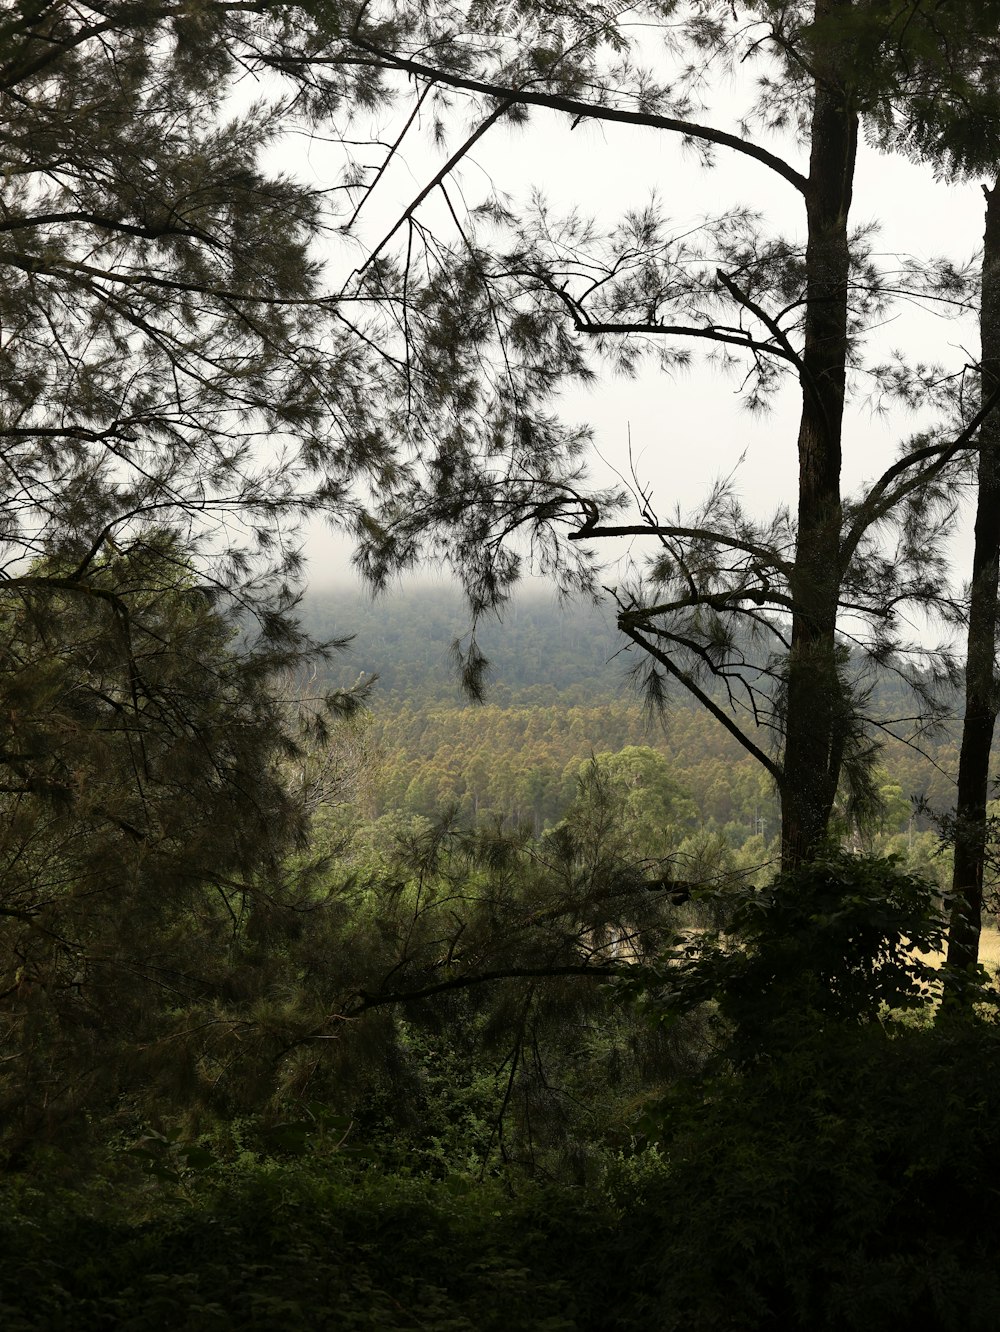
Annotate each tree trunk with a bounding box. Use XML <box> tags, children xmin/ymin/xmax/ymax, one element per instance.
<box><xmin>780</xmin><ymin>0</ymin><xmax>858</xmax><ymax>869</ymax></box>
<box><xmin>945</xmin><ymin>180</ymin><xmax>1000</xmax><ymax>985</ymax></box>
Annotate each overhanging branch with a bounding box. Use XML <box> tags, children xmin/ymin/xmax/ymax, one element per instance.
<box><xmin>569</xmin><ymin>520</ymin><xmax>795</xmax><ymax>577</ymax></box>
<box><xmin>344</xmin><ymin>962</ymin><xmax>629</xmax><ymax>1014</ymax></box>
<box><xmin>332</xmin><ymin>38</ymin><xmax>809</xmax><ymax>196</ymax></box>
<box><xmin>621</xmin><ymin>622</ymin><xmax>784</xmax><ymax>783</ymax></box>
<box><xmin>844</xmin><ymin>379</ymin><xmax>1000</xmax><ymax>562</ymax></box>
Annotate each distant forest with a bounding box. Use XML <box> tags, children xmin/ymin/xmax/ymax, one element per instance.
<box><xmin>301</xmin><ymin>585</ymin><xmax>972</xmax><ymax>891</ymax></box>
<box><xmin>301</xmin><ymin>582</ymin><xmax>630</xmax><ymax>704</ymax></box>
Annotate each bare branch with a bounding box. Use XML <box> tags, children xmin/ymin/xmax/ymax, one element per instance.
<box><xmin>341</xmin><ymin>38</ymin><xmax>809</xmax><ymax>195</ymax></box>
<box><xmin>620</xmin><ymin>623</ymin><xmax>784</xmax><ymax>783</ymax></box>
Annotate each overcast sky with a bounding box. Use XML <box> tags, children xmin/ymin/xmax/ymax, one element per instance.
<box><xmin>291</xmin><ymin>63</ymin><xmax>987</xmax><ymax>632</ymax></box>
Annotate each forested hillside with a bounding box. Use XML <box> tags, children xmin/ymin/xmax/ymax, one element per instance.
<box><xmin>304</xmin><ymin>584</ymin><xmax>963</xmax><ymax>884</ymax></box>
<box><xmin>299</xmin><ymin>583</ymin><xmax>629</xmax><ymax>704</ymax></box>
<box><xmin>12</xmin><ymin>3</ymin><xmax>1000</xmax><ymax>1330</ymax></box>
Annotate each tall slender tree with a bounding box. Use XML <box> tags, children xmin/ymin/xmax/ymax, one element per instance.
<box><xmin>855</xmin><ymin>0</ymin><xmax>1000</xmax><ymax>977</ymax></box>
<box><xmin>322</xmin><ymin>1</ymin><xmax>1000</xmax><ymax>866</ymax></box>
<box><xmin>945</xmin><ymin>188</ymin><xmax>1000</xmax><ymax>978</ymax></box>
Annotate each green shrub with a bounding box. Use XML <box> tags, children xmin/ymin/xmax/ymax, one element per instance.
<box><xmin>613</xmin><ymin>1018</ymin><xmax>1000</xmax><ymax>1331</ymax></box>
<box><xmin>609</xmin><ymin>854</ymin><xmax>1000</xmax><ymax>1330</ymax></box>
<box><xmin>0</xmin><ymin>1164</ymin><xmax>620</xmax><ymax>1331</ymax></box>
<box><xmin>628</xmin><ymin>851</ymin><xmax>952</xmax><ymax>1068</ymax></box>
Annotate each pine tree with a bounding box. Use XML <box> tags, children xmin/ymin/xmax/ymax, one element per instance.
<box><xmin>0</xmin><ymin>533</ymin><xmax>321</xmax><ymax>1159</ymax></box>
<box><xmin>317</xmin><ymin>1</ymin><xmax>1000</xmax><ymax>865</ymax></box>
<box><xmin>860</xmin><ymin>0</ymin><xmax>1000</xmax><ymax>980</ymax></box>
<box><xmin>0</xmin><ymin>0</ymin><xmax>628</xmax><ymax>1145</ymax></box>
<box><xmin>1</xmin><ymin>1</ymin><xmax>610</xmax><ymax>646</ymax></box>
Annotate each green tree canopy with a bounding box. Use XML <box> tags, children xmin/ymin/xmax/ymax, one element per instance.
<box><xmin>0</xmin><ymin>534</ymin><xmax>328</xmax><ymax>1161</ymax></box>
<box><xmin>564</xmin><ymin>748</ymin><xmax>698</xmax><ymax>864</ymax></box>
<box><xmin>0</xmin><ymin>0</ymin><xmax>615</xmax><ymax>632</ymax></box>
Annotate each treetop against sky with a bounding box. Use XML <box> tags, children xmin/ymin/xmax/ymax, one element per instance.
<box><xmin>2</xmin><ymin>1</ymin><xmax>989</xmax><ymax>603</ymax></box>
<box><xmin>301</xmin><ymin>4</ymin><xmax>982</xmax><ymax>571</ymax></box>
<box><xmin>0</xmin><ymin>0</ymin><xmax>615</xmax><ymax>618</ymax></box>
<box><xmin>6</xmin><ymin>0</ymin><xmax>1000</xmax><ymax>872</ymax></box>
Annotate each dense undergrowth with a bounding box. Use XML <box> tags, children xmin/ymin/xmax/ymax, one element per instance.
<box><xmin>7</xmin><ymin>855</ymin><xmax>1000</xmax><ymax>1331</ymax></box>
<box><xmin>0</xmin><ymin>1165</ymin><xmax>616</xmax><ymax>1332</ymax></box>
<box><xmin>7</xmin><ymin>1018</ymin><xmax>1000</xmax><ymax>1332</ymax></box>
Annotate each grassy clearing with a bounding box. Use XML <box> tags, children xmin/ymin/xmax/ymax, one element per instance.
<box><xmin>978</xmin><ymin>927</ymin><xmax>1000</xmax><ymax>969</ymax></box>
<box><xmin>911</xmin><ymin>925</ymin><xmax>1000</xmax><ymax>976</ymax></box>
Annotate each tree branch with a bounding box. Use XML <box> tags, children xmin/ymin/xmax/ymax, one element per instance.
<box><xmin>844</xmin><ymin>379</ymin><xmax>1000</xmax><ymax>562</ymax></box>
<box><xmin>344</xmin><ymin>962</ymin><xmax>628</xmax><ymax>1014</ymax></box>
<box><xmin>347</xmin><ymin>96</ymin><xmax>515</xmax><ymax>282</ymax></box>
<box><xmin>331</xmin><ymin>38</ymin><xmax>809</xmax><ymax>195</ymax></box>
<box><xmin>569</xmin><ymin>520</ymin><xmax>795</xmax><ymax>576</ymax></box>
<box><xmin>621</xmin><ymin>623</ymin><xmax>784</xmax><ymax>783</ymax></box>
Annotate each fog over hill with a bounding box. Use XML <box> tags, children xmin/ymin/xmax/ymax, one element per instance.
<box><xmin>300</xmin><ymin>583</ymin><xmax>631</xmax><ymax>704</ymax></box>
<box><xmin>299</xmin><ymin>584</ymin><xmax>961</xmax><ymax>723</ymax></box>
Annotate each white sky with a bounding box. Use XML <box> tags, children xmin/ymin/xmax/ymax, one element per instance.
<box><xmin>293</xmin><ymin>69</ymin><xmax>988</xmax><ymax>627</ymax></box>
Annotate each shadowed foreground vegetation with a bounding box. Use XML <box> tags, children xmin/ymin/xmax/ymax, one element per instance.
<box><xmin>11</xmin><ymin>0</ymin><xmax>1000</xmax><ymax>1323</ymax></box>
<box><xmin>8</xmin><ymin>847</ymin><xmax>1000</xmax><ymax>1332</ymax></box>
<box><xmin>6</xmin><ymin>585</ymin><xmax>1000</xmax><ymax>1330</ymax></box>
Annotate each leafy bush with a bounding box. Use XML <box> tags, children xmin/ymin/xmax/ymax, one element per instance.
<box><xmin>614</xmin><ymin>1018</ymin><xmax>1000</xmax><ymax>1331</ymax></box>
<box><xmin>629</xmin><ymin>851</ymin><xmax>955</xmax><ymax>1067</ymax></box>
<box><xmin>0</xmin><ymin>1165</ymin><xmax>621</xmax><ymax>1331</ymax></box>
<box><xmin>607</xmin><ymin>854</ymin><xmax>1000</xmax><ymax>1330</ymax></box>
